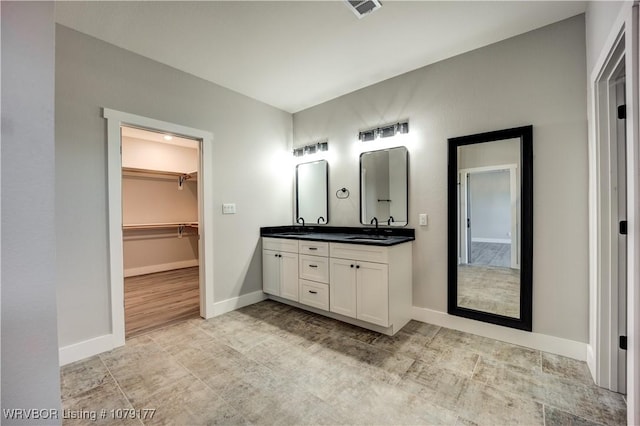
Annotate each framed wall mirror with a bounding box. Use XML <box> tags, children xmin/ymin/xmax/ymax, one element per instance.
<box><xmin>448</xmin><ymin>126</ymin><xmax>533</xmax><ymax>331</ymax></box>
<box><xmin>296</xmin><ymin>160</ymin><xmax>328</xmax><ymax>225</ymax></box>
<box><xmin>360</xmin><ymin>146</ymin><xmax>408</xmax><ymax>226</ymax></box>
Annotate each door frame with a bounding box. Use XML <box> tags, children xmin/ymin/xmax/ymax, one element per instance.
<box><xmin>459</xmin><ymin>164</ymin><xmax>518</xmax><ymax>269</ymax></box>
<box><xmin>103</xmin><ymin>109</ymin><xmax>215</xmax><ymax>348</ymax></box>
<box><xmin>588</xmin><ymin>3</ymin><xmax>639</xmax><ymax>421</ymax></box>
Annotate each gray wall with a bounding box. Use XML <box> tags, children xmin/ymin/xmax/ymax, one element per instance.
<box><xmin>469</xmin><ymin>170</ymin><xmax>511</xmax><ymax>242</ymax></box>
<box><xmin>585</xmin><ymin>1</ymin><xmax>627</xmax><ymax>73</ymax></box>
<box><xmin>1</xmin><ymin>2</ymin><xmax>62</xmax><ymax>423</ymax></box>
<box><xmin>55</xmin><ymin>25</ymin><xmax>292</xmax><ymax>347</ymax></box>
<box><xmin>293</xmin><ymin>16</ymin><xmax>588</xmax><ymax>342</ymax></box>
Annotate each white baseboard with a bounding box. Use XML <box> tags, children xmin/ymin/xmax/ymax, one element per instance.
<box><xmin>124</xmin><ymin>259</ymin><xmax>199</xmax><ymax>277</ymax></box>
<box><xmin>412</xmin><ymin>306</ymin><xmax>587</xmax><ymax>361</ymax></box>
<box><xmin>212</xmin><ymin>290</ymin><xmax>267</xmax><ymax>317</ymax></box>
<box><xmin>586</xmin><ymin>344</ymin><xmax>597</xmax><ymax>382</ymax></box>
<box><xmin>59</xmin><ymin>334</ymin><xmax>114</xmax><ymax>366</ymax></box>
<box><xmin>471</xmin><ymin>237</ymin><xmax>511</xmax><ymax>244</ymax></box>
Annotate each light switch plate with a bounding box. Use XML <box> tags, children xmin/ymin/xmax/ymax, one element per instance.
<box><xmin>419</xmin><ymin>213</ymin><xmax>428</xmax><ymax>226</ymax></box>
<box><xmin>222</xmin><ymin>203</ymin><xmax>236</xmax><ymax>214</ymax></box>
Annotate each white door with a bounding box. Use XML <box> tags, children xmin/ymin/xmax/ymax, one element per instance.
<box><xmin>329</xmin><ymin>258</ymin><xmax>357</xmax><ymax>318</ymax></box>
<box><xmin>356</xmin><ymin>261</ymin><xmax>389</xmax><ymax>326</ymax></box>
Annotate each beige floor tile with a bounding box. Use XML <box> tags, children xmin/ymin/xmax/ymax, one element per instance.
<box><xmin>491</xmin><ymin>340</ymin><xmax>541</xmax><ymax>370</ymax></box>
<box><xmin>544</xmin><ymin>404</ymin><xmax>605</xmax><ymax>426</ymax></box>
<box><xmin>369</xmin><ymin>329</ymin><xmax>432</xmax><ymax>359</ymax></box>
<box><xmin>542</xmin><ymin>352</ymin><xmax>595</xmax><ymax>386</ymax></box>
<box><xmin>473</xmin><ymin>357</ymin><xmax>625</xmax><ymax>425</ymax></box>
<box><xmin>456</xmin><ymin>381</ymin><xmax>544</xmax><ymax>425</ymax></box>
<box><xmin>60</xmin><ymin>355</ymin><xmax>111</xmax><ymax>400</ymax></box>
<box><xmin>61</xmin><ymin>376</ymin><xmax>135</xmax><ymax>426</ymax></box>
<box><xmin>60</xmin><ymin>301</ymin><xmax>626</xmax><ymax>426</ymax></box>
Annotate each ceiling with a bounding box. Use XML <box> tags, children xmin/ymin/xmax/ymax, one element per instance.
<box><xmin>55</xmin><ymin>1</ymin><xmax>587</xmax><ymax>113</ymax></box>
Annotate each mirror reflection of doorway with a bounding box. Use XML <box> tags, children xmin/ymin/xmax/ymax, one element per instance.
<box><xmin>467</xmin><ymin>169</ymin><xmax>512</xmax><ymax>268</ymax></box>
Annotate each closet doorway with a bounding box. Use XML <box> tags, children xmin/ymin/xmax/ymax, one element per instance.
<box><xmin>104</xmin><ymin>108</ymin><xmax>214</xmax><ymax>348</ymax></box>
<box><xmin>121</xmin><ymin>126</ymin><xmax>201</xmax><ymax>337</ymax></box>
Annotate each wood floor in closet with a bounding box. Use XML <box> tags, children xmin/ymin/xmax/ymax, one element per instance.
<box><xmin>125</xmin><ymin>266</ymin><xmax>200</xmax><ymax>338</ymax></box>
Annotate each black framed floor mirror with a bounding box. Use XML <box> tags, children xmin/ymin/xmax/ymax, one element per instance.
<box><xmin>447</xmin><ymin>125</ymin><xmax>533</xmax><ymax>331</ymax></box>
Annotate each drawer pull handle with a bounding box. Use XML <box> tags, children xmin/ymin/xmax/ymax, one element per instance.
<box><xmin>308</xmin><ymin>247</ymin><xmax>318</xmax><ymax>251</ymax></box>
<box><xmin>309</xmin><ymin>290</ymin><xmax>318</xmax><ymax>294</ymax></box>
<box><xmin>309</xmin><ymin>264</ymin><xmax>318</xmax><ymax>268</ymax></box>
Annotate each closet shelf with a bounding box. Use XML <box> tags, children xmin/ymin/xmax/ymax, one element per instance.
<box><xmin>123</xmin><ymin>222</ymin><xmax>199</xmax><ymax>230</ymax></box>
<box><xmin>122</xmin><ymin>167</ymin><xmax>197</xmax><ymax>181</ymax></box>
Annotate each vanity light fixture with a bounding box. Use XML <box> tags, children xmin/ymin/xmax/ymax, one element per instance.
<box><xmin>292</xmin><ymin>140</ymin><xmax>329</xmax><ymax>157</ymax></box>
<box><xmin>358</xmin><ymin>121</ymin><xmax>409</xmax><ymax>142</ymax></box>
<box><xmin>163</xmin><ymin>134</ymin><xmax>173</xmax><ymax>141</ymax></box>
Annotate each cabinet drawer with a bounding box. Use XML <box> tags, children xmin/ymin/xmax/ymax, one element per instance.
<box><xmin>263</xmin><ymin>237</ymin><xmax>298</xmax><ymax>253</ymax></box>
<box><xmin>299</xmin><ymin>254</ymin><xmax>329</xmax><ymax>283</ymax></box>
<box><xmin>299</xmin><ymin>241</ymin><xmax>329</xmax><ymax>257</ymax></box>
<box><xmin>329</xmin><ymin>242</ymin><xmax>388</xmax><ymax>263</ymax></box>
<box><xmin>299</xmin><ymin>279</ymin><xmax>329</xmax><ymax>311</ymax></box>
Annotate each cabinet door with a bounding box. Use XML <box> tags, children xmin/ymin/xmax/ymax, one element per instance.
<box><xmin>263</xmin><ymin>250</ymin><xmax>280</xmax><ymax>296</ymax></box>
<box><xmin>329</xmin><ymin>258</ymin><xmax>357</xmax><ymax>319</ymax></box>
<box><xmin>279</xmin><ymin>251</ymin><xmax>299</xmax><ymax>301</ymax></box>
<box><xmin>356</xmin><ymin>261</ymin><xmax>389</xmax><ymax>327</ymax></box>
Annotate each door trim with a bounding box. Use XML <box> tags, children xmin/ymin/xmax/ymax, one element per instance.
<box><xmin>588</xmin><ymin>4</ymin><xmax>639</xmax><ymax>421</ymax></box>
<box><xmin>593</xmin><ymin>32</ymin><xmax>625</xmax><ymax>393</ymax></box>
<box><xmin>103</xmin><ymin>108</ymin><xmax>214</xmax><ymax>347</ymax></box>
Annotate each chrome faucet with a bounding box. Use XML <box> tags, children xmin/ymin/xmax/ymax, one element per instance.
<box><xmin>387</xmin><ymin>216</ymin><xmax>395</xmax><ymax>225</ymax></box>
<box><xmin>370</xmin><ymin>217</ymin><xmax>378</xmax><ymax>229</ymax></box>
<box><xmin>297</xmin><ymin>217</ymin><xmax>305</xmax><ymax>226</ymax></box>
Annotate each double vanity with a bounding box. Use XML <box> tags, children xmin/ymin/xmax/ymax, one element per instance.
<box><xmin>261</xmin><ymin>226</ymin><xmax>415</xmax><ymax>336</ymax></box>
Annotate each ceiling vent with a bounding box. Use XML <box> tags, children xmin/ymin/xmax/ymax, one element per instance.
<box><xmin>345</xmin><ymin>0</ymin><xmax>382</xmax><ymax>18</ymax></box>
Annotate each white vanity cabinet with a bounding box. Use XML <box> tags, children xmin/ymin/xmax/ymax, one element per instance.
<box><xmin>262</xmin><ymin>237</ymin><xmax>299</xmax><ymax>301</ymax></box>
<box><xmin>298</xmin><ymin>241</ymin><xmax>329</xmax><ymax>310</ymax></box>
<box><xmin>329</xmin><ymin>243</ymin><xmax>406</xmax><ymax>328</ymax></box>
<box><xmin>329</xmin><ymin>259</ymin><xmax>390</xmax><ymax>326</ymax></box>
<box><xmin>262</xmin><ymin>235</ymin><xmax>412</xmax><ymax>335</ymax></box>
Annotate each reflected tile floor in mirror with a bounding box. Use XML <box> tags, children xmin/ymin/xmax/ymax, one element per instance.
<box><xmin>458</xmin><ymin>264</ymin><xmax>520</xmax><ymax>317</ymax></box>
<box><xmin>470</xmin><ymin>242</ymin><xmax>510</xmax><ymax>268</ymax></box>
<box><xmin>60</xmin><ymin>300</ymin><xmax>625</xmax><ymax>425</ymax></box>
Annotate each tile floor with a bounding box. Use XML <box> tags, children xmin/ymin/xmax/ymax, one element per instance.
<box><xmin>60</xmin><ymin>300</ymin><xmax>626</xmax><ymax>425</ymax></box>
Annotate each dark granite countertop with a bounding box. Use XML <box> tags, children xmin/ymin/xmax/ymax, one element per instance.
<box><xmin>260</xmin><ymin>225</ymin><xmax>415</xmax><ymax>246</ymax></box>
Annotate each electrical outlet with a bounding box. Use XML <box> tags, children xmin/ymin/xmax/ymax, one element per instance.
<box><xmin>222</xmin><ymin>203</ymin><xmax>236</xmax><ymax>214</ymax></box>
<box><xmin>419</xmin><ymin>213</ymin><xmax>428</xmax><ymax>226</ymax></box>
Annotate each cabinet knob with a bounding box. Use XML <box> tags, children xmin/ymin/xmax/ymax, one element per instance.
<box><xmin>356</xmin><ymin>265</ymin><xmax>360</xmax><ymax>269</ymax></box>
<box><xmin>350</xmin><ymin>264</ymin><xmax>354</xmax><ymax>268</ymax></box>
